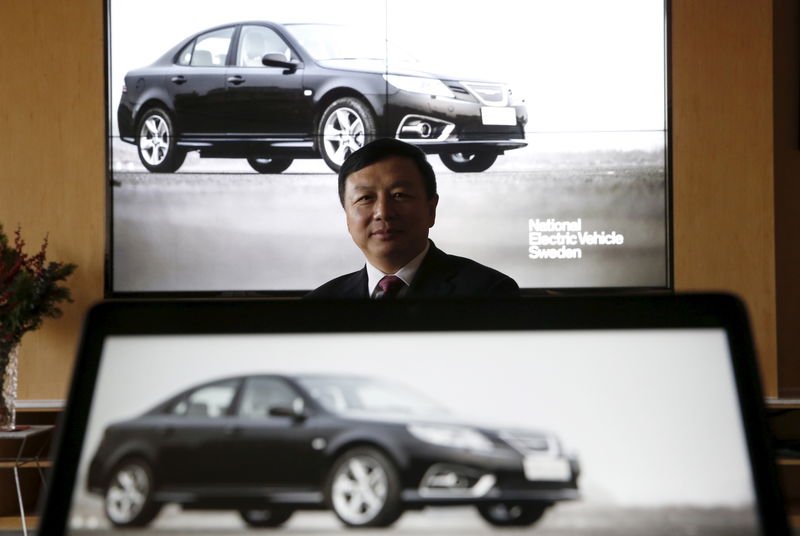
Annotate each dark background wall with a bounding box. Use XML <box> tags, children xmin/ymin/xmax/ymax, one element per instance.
<box><xmin>773</xmin><ymin>0</ymin><xmax>800</xmax><ymax>398</ymax></box>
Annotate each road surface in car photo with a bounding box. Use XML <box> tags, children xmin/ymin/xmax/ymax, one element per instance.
<box><xmin>111</xmin><ymin>133</ymin><xmax>667</xmax><ymax>292</ymax></box>
<box><xmin>67</xmin><ymin>503</ymin><xmax>758</xmax><ymax>535</ymax></box>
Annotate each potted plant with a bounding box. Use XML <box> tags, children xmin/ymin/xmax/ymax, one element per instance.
<box><xmin>0</xmin><ymin>224</ymin><xmax>76</xmax><ymax>431</ymax></box>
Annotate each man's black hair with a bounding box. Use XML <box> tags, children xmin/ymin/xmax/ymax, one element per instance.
<box><xmin>337</xmin><ymin>138</ymin><xmax>437</xmax><ymax>206</ymax></box>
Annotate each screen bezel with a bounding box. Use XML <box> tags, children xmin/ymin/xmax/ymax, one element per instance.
<box><xmin>41</xmin><ymin>294</ymin><xmax>788</xmax><ymax>534</ymax></box>
<box><xmin>102</xmin><ymin>0</ymin><xmax>674</xmax><ymax>298</ymax></box>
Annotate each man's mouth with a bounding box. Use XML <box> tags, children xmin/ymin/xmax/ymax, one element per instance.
<box><xmin>370</xmin><ymin>228</ymin><xmax>399</xmax><ymax>239</ymax></box>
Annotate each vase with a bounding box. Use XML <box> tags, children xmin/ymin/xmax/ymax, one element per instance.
<box><xmin>0</xmin><ymin>343</ymin><xmax>20</xmax><ymax>431</ymax></box>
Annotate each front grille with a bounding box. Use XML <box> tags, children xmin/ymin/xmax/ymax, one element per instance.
<box><xmin>446</xmin><ymin>84</ymin><xmax>469</xmax><ymax>95</ymax></box>
<box><xmin>462</xmin><ymin>82</ymin><xmax>507</xmax><ymax>106</ymax></box>
<box><xmin>500</xmin><ymin>431</ymin><xmax>555</xmax><ymax>454</ymax></box>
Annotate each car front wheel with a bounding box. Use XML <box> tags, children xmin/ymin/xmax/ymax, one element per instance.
<box><xmin>318</xmin><ymin>97</ymin><xmax>376</xmax><ymax>172</ymax></box>
<box><xmin>325</xmin><ymin>447</ymin><xmax>402</xmax><ymax>527</ymax></box>
<box><xmin>136</xmin><ymin>107</ymin><xmax>186</xmax><ymax>173</ymax></box>
<box><xmin>476</xmin><ymin>502</ymin><xmax>548</xmax><ymax>527</ymax></box>
<box><xmin>247</xmin><ymin>156</ymin><xmax>293</xmax><ymax>174</ymax></box>
<box><xmin>104</xmin><ymin>458</ymin><xmax>162</xmax><ymax>527</ymax></box>
<box><xmin>439</xmin><ymin>152</ymin><xmax>498</xmax><ymax>173</ymax></box>
<box><xmin>238</xmin><ymin>507</ymin><xmax>294</xmax><ymax>527</ymax></box>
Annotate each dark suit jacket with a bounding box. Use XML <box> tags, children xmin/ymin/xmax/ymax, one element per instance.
<box><xmin>305</xmin><ymin>242</ymin><xmax>519</xmax><ymax>299</ymax></box>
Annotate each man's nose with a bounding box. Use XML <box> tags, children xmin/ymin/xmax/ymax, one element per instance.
<box><xmin>374</xmin><ymin>195</ymin><xmax>396</xmax><ymax>220</ymax></box>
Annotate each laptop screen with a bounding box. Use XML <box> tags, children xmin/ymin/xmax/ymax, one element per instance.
<box><xmin>42</xmin><ymin>297</ymin><xmax>788</xmax><ymax>535</ymax></box>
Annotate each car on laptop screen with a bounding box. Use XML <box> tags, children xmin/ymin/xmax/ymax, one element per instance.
<box><xmin>87</xmin><ymin>374</ymin><xmax>579</xmax><ymax>528</ymax></box>
<box><xmin>117</xmin><ymin>22</ymin><xmax>528</xmax><ymax>174</ymax></box>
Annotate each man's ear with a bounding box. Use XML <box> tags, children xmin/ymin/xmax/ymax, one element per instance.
<box><xmin>427</xmin><ymin>195</ymin><xmax>439</xmax><ymax>227</ymax></box>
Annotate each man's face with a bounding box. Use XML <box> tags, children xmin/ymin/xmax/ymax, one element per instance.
<box><xmin>343</xmin><ymin>156</ymin><xmax>438</xmax><ymax>273</ymax></box>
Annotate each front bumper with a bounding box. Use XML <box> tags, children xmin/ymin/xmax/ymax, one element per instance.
<box><xmin>400</xmin><ymin>443</ymin><xmax>580</xmax><ymax>507</ymax></box>
<box><xmin>386</xmin><ymin>86</ymin><xmax>527</xmax><ymax>154</ymax></box>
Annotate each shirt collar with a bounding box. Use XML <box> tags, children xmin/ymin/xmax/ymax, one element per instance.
<box><xmin>366</xmin><ymin>241</ymin><xmax>430</xmax><ymax>298</ymax></box>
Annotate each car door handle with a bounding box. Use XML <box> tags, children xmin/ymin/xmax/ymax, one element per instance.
<box><xmin>170</xmin><ymin>76</ymin><xmax>187</xmax><ymax>85</ymax></box>
<box><xmin>224</xmin><ymin>426</ymin><xmax>240</xmax><ymax>436</ymax></box>
<box><xmin>158</xmin><ymin>426</ymin><xmax>175</xmax><ymax>436</ymax></box>
<box><xmin>227</xmin><ymin>76</ymin><xmax>246</xmax><ymax>85</ymax></box>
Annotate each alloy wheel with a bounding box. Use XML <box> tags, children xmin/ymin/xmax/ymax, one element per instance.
<box><xmin>439</xmin><ymin>151</ymin><xmax>498</xmax><ymax>173</ymax></box>
<box><xmin>330</xmin><ymin>454</ymin><xmax>389</xmax><ymax>525</ymax></box>
<box><xmin>138</xmin><ymin>115</ymin><xmax>170</xmax><ymax>166</ymax></box>
<box><xmin>322</xmin><ymin>107</ymin><xmax>365</xmax><ymax>167</ymax></box>
<box><xmin>105</xmin><ymin>463</ymin><xmax>150</xmax><ymax>524</ymax></box>
<box><xmin>476</xmin><ymin>502</ymin><xmax>547</xmax><ymax>527</ymax></box>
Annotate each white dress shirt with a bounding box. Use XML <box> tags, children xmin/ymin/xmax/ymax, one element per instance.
<box><xmin>365</xmin><ymin>241</ymin><xmax>431</xmax><ymax>298</ymax></box>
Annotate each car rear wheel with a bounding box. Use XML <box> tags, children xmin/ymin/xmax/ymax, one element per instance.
<box><xmin>104</xmin><ymin>458</ymin><xmax>161</xmax><ymax>527</ymax></box>
<box><xmin>325</xmin><ymin>446</ymin><xmax>402</xmax><ymax>527</ymax></box>
<box><xmin>136</xmin><ymin>107</ymin><xmax>186</xmax><ymax>173</ymax></box>
<box><xmin>238</xmin><ymin>507</ymin><xmax>294</xmax><ymax>527</ymax></box>
<box><xmin>318</xmin><ymin>97</ymin><xmax>376</xmax><ymax>172</ymax></box>
<box><xmin>246</xmin><ymin>156</ymin><xmax>293</xmax><ymax>174</ymax></box>
<box><xmin>476</xmin><ymin>502</ymin><xmax>548</xmax><ymax>527</ymax></box>
<box><xmin>439</xmin><ymin>152</ymin><xmax>498</xmax><ymax>173</ymax></box>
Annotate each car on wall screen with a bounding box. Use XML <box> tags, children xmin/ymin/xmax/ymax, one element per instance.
<box><xmin>87</xmin><ymin>374</ymin><xmax>579</xmax><ymax>529</ymax></box>
<box><xmin>117</xmin><ymin>22</ymin><xmax>528</xmax><ymax>174</ymax></box>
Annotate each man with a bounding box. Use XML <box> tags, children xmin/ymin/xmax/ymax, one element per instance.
<box><xmin>306</xmin><ymin>138</ymin><xmax>519</xmax><ymax>299</ymax></box>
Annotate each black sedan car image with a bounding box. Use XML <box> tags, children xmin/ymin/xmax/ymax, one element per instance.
<box><xmin>87</xmin><ymin>374</ymin><xmax>579</xmax><ymax>529</ymax></box>
<box><xmin>117</xmin><ymin>22</ymin><xmax>528</xmax><ymax>174</ymax></box>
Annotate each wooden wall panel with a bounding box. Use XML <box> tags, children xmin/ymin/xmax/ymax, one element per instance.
<box><xmin>671</xmin><ymin>0</ymin><xmax>778</xmax><ymax>396</ymax></box>
<box><xmin>0</xmin><ymin>1</ymin><xmax>105</xmax><ymax>399</ymax></box>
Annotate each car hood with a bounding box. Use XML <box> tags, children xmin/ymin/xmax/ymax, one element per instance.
<box><xmin>315</xmin><ymin>58</ymin><xmax>499</xmax><ymax>84</ymax></box>
<box><xmin>335</xmin><ymin>410</ymin><xmax>550</xmax><ymax>436</ymax></box>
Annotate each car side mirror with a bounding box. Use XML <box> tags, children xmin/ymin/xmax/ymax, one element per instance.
<box><xmin>262</xmin><ymin>54</ymin><xmax>298</xmax><ymax>74</ymax></box>
<box><xmin>269</xmin><ymin>398</ymin><xmax>306</xmax><ymax>420</ymax></box>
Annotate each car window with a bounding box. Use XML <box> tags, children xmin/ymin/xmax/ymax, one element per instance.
<box><xmin>238</xmin><ymin>377</ymin><xmax>302</xmax><ymax>418</ymax></box>
<box><xmin>306</xmin><ymin>384</ymin><xmax>349</xmax><ymax>412</ymax></box>
<box><xmin>237</xmin><ymin>25</ymin><xmax>293</xmax><ymax>67</ymax></box>
<box><xmin>171</xmin><ymin>379</ymin><xmax>238</xmax><ymax>418</ymax></box>
<box><xmin>286</xmin><ymin>24</ymin><xmax>417</xmax><ymax>64</ymax></box>
<box><xmin>190</xmin><ymin>27</ymin><xmax>235</xmax><ymax>67</ymax></box>
<box><xmin>176</xmin><ymin>41</ymin><xmax>193</xmax><ymax>66</ymax></box>
<box><xmin>299</xmin><ymin>377</ymin><xmax>450</xmax><ymax>417</ymax></box>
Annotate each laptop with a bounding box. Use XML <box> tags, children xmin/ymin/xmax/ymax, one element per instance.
<box><xmin>40</xmin><ymin>295</ymin><xmax>790</xmax><ymax>535</ymax></box>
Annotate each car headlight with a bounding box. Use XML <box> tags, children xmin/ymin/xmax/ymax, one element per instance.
<box><xmin>407</xmin><ymin>423</ymin><xmax>494</xmax><ymax>452</ymax></box>
<box><xmin>383</xmin><ymin>74</ymin><xmax>455</xmax><ymax>98</ymax></box>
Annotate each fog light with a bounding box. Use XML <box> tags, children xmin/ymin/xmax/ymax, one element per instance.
<box><xmin>427</xmin><ymin>472</ymin><xmax>461</xmax><ymax>488</ymax></box>
<box><xmin>400</xmin><ymin>121</ymin><xmax>432</xmax><ymax>138</ymax></box>
<box><xmin>396</xmin><ymin>115</ymin><xmax>454</xmax><ymax>141</ymax></box>
<box><xmin>419</xmin><ymin>464</ymin><xmax>496</xmax><ymax>497</ymax></box>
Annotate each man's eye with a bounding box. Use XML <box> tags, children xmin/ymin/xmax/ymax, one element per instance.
<box><xmin>393</xmin><ymin>192</ymin><xmax>408</xmax><ymax>199</ymax></box>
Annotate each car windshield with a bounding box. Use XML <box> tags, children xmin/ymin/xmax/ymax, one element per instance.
<box><xmin>285</xmin><ymin>24</ymin><xmax>417</xmax><ymax>63</ymax></box>
<box><xmin>298</xmin><ymin>376</ymin><xmax>450</xmax><ymax>417</ymax></box>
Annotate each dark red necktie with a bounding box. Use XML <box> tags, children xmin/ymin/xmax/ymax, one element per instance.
<box><xmin>376</xmin><ymin>275</ymin><xmax>405</xmax><ymax>299</ymax></box>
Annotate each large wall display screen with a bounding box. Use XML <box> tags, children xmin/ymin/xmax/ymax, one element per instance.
<box><xmin>107</xmin><ymin>0</ymin><xmax>669</xmax><ymax>294</ymax></box>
